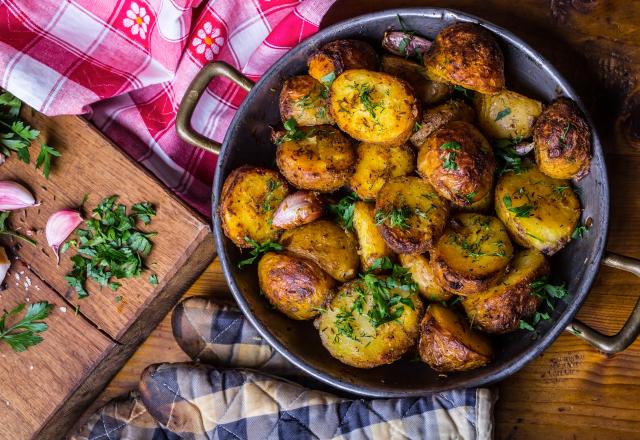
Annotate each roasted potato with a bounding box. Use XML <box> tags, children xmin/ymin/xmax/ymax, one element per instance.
<box><xmin>410</xmin><ymin>99</ymin><xmax>475</xmax><ymax>148</ymax></box>
<box><xmin>280</xmin><ymin>220</ymin><xmax>359</xmax><ymax>282</ymax></box>
<box><xmin>219</xmin><ymin>166</ymin><xmax>289</xmax><ymax>248</ymax></box>
<box><xmin>375</xmin><ymin>176</ymin><xmax>450</xmax><ymax>254</ymax></box>
<box><xmin>424</xmin><ymin>23</ymin><xmax>505</xmax><ymax>94</ymax></box>
<box><xmin>418</xmin><ymin>303</ymin><xmax>493</xmax><ymax>372</ymax></box>
<box><xmin>475</xmin><ymin>89</ymin><xmax>543</xmax><ymax>139</ymax></box>
<box><xmin>495</xmin><ymin>166</ymin><xmax>581</xmax><ymax>255</ymax></box>
<box><xmin>350</xmin><ymin>142</ymin><xmax>414</xmax><ymax>200</ymax></box>
<box><xmin>329</xmin><ymin>69</ymin><xmax>420</xmax><ymax>146</ymax></box>
<box><xmin>533</xmin><ymin>97</ymin><xmax>592</xmax><ymax>180</ymax></box>
<box><xmin>308</xmin><ymin>40</ymin><xmax>379</xmax><ymax>85</ymax></box>
<box><xmin>279</xmin><ymin>75</ymin><xmax>333</xmax><ymax>126</ymax></box>
<box><xmin>316</xmin><ymin>278</ymin><xmax>423</xmax><ymax>368</ymax></box>
<box><xmin>432</xmin><ymin>214</ymin><xmax>514</xmax><ymax>295</ymax></box>
<box><xmin>276</xmin><ymin>125</ymin><xmax>355</xmax><ymax>192</ymax></box>
<box><xmin>381</xmin><ymin>55</ymin><xmax>451</xmax><ymax>104</ymax></box>
<box><xmin>398</xmin><ymin>253</ymin><xmax>452</xmax><ymax>302</ymax></box>
<box><xmin>417</xmin><ymin>121</ymin><xmax>495</xmax><ymax>207</ymax></box>
<box><xmin>258</xmin><ymin>252</ymin><xmax>335</xmax><ymax>320</ymax></box>
<box><xmin>462</xmin><ymin>248</ymin><xmax>549</xmax><ymax>333</ymax></box>
<box><xmin>455</xmin><ymin>188</ymin><xmax>493</xmax><ymax>213</ymax></box>
<box><xmin>352</xmin><ymin>201</ymin><xmax>394</xmax><ymax>271</ymax></box>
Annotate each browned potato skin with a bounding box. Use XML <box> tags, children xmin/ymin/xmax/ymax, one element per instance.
<box><xmin>352</xmin><ymin>202</ymin><xmax>394</xmax><ymax>271</ymax></box>
<box><xmin>425</xmin><ymin>23</ymin><xmax>505</xmax><ymax>94</ymax></box>
<box><xmin>417</xmin><ymin>121</ymin><xmax>495</xmax><ymax>206</ymax></box>
<box><xmin>308</xmin><ymin>40</ymin><xmax>378</xmax><ymax>84</ymax></box>
<box><xmin>258</xmin><ymin>252</ymin><xmax>335</xmax><ymax>320</ymax></box>
<box><xmin>410</xmin><ymin>100</ymin><xmax>475</xmax><ymax>148</ymax></box>
<box><xmin>534</xmin><ymin>98</ymin><xmax>592</xmax><ymax>180</ymax></box>
<box><xmin>381</xmin><ymin>55</ymin><xmax>451</xmax><ymax>104</ymax></box>
<box><xmin>454</xmin><ymin>188</ymin><xmax>493</xmax><ymax>213</ymax></box>
<box><xmin>398</xmin><ymin>253</ymin><xmax>453</xmax><ymax>302</ymax></box>
<box><xmin>279</xmin><ymin>75</ymin><xmax>333</xmax><ymax>126</ymax></box>
<box><xmin>350</xmin><ymin>142</ymin><xmax>415</xmax><ymax>200</ymax></box>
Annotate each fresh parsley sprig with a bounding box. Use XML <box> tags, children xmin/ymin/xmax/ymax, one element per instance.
<box><xmin>237</xmin><ymin>237</ymin><xmax>283</xmax><ymax>269</ymax></box>
<box><xmin>440</xmin><ymin>141</ymin><xmax>461</xmax><ymax>171</ymax></box>
<box><xmin>572</xmin><ymin>222</ymin><xmax>590</xmax><ymax>240</ymax></box>
<box><xmin>0</xmin><ymin>211</ymin><xmax>37</xmax><ymax>246</ymax></box>
<box><xmin>503</xmin><ymin>194</ymin><xmax>534</xmax><ymax>217</ymax></box>
<box><xmin>492</xmin><ymin>136</ymin><xmax>525</xmax><ymax>175</ymax></box>
<box><xmin>519</xmin><ymin>278</ymin><xmax>568</xmax><ymax>332</ymax></box>
<box><xmin>0</xmin><ymin>301</ymin><xmax>53</xmax><ymax>352</ymax></box>
<box><xmin>328</xmin><ymin>192</ymin><xmax>360</xmax><ymax>231</ymax></box>
<box><xmin>35</xmin><ymin>143</ymin><xmax>61</xmax><ymax>179</ymax></box>
<box><xmin>375</xmin><ymin>206</ymin><xmax>412</xmax><ymax>230</ymax></box>
<box><xmin>275</xmin><ymin>118</ymin><xmax>314</xmax><ymax>144</ymax></box>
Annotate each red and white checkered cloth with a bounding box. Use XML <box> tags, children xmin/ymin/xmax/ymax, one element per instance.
<box><xmin>0</xmin><ymin>0</ymin><xmax>336</xmax><ymax>216</ymax></box>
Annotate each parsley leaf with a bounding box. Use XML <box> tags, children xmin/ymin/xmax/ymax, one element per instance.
<box><xmin>35</xmin><ymin>143</ymin><xmax>61</xmax><ymax>179</ymax></box>
<box><xmin>0</xmin><ymin>91</ymin><xmax>22</xmax><ymax>118</ymax></box>
<box><xmin>572</xmin><ymin>222</ymin><xmax>590</xmax><ymax>240</ymax></box>
<box><xmin>520</xmin><ymin>278</ymin><xmax>568</xmax><ymax>332</ymax></box>
<box><xmin>319</xmin><ymin>71</ymin><xmax>336</xmax><ymax>88</ymax></box>
<box><xmin>237</xmin><ymin>237</ymin><xmax>283</xmax><ymax>269</ymax></box>
<box><xmin>441</xmin><ymin>141</ymin><xmax>461</xmax><ymax>170</ymax></box>
<box><xmin>452</xmin><ymin>85</ymin><xmax>475</xmax><ymax>103</ymax></box>
<box><xmin>503</xmin><ymin>194</ymin><xmax>534</xmax><ymax>217</ymax></box>
<box><xmin>465</xmin><ymin>192</ymin><xmax>476</xmax><ymax>205</ymax></box>
<box><xmin>492</xmin><ymin>136</ymin><xmax>525</xmax><ymax>175</ymax></box>
<box><xmin>0</xmin><ymin>211</ymin><xmax>37</xmax><ymax>246</ymax></box>
<box><xmin>132</xmin><ymin>202</ymin><xmax>156</xmax><ymax>224</ymax></box>
<box><xmin>375</xmin><ymin>206</ymin><xmax>412</xmax><ymax>230</ymax></box>
<box><xmin>0</xmin><ymin>301</ymin><xmax>52</xmax><ymax>352</ymax></box>
<box><xmin>148</xmin><ymin>274</ymin><xmax>158</xmax><ymax>285</ymax></box>
<box><xmin>356</xmin><ymin>83</ymin><xmax>383</xmax><ymax>119</ymax></box>
<box><xmin>328</xmin><ymin>192</ymin><xmax>360</xmax><ymax>231</ymax></box>
<box><xmin>276</xmin><ymin>118</ymin><xmax>314</xmax><ymax>144</ymax></box>
<box><xmin>495</xmin><ymin>107</ymin><xmax>511</xmax><ymax>121</ymax></box>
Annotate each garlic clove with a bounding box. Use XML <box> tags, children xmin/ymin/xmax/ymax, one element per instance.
<box><xmin>46</xmin><ymin>209</ymin><xmax>83</xmax><ymax>263</ymax></box>
<box><xmin>0</xmin><ymin>246</ymin><xmax>10</xmax><ymax>286</ymax></box>
<box><xmin>0</xmin><ymin>181</ymin><xmax>37</xmax><ymax>210</ymax></box>
<box><xmin>272</xmin><ymin>191</ymin><xmax>324</xmax><ymax>229</ymax></box>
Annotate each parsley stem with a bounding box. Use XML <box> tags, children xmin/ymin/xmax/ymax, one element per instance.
<box><xmin>0</xmin><ymin>230</ymin><xmax>36</xmax><ymax>246</ymax></box>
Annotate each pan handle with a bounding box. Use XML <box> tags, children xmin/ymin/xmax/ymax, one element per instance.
<box><xmin>566</xmin><ymin>252</ymin><xmax>640</xmax><ymax>354</ymax></box>
<box><xmin>176</xmin><ymin>62</ymin><xmax>255</xmax><ymax>154</ymax></box>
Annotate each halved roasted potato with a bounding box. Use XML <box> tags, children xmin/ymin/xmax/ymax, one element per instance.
<box><xmin>276</xmin><ymin>125</ymin><xmax>355</xmax><ymax>192</ymax></box>
<box><xmin>279</xmin><ymin>220</ymin><xmax>359</xmax><ymax>282</ymax></box>
<box><xmin>495</xmin><ymin>166</ymin><xmax>581</xmax><ymax>255</ymax></box>
<box><xmin>462</xmin><ymin>248</ymin><xmax>549</xmax><ymax>333</ymax></box>
<box><xmin>475</xmin><ymin>89</ymin><xmax>543</xmax><ymax>140</ymax></box>
<box><xmin>432</xmin><ymin>214</ymin><xmax>514</xmax><ymax>295</ymax></box>
<box><xmin>398</xmin><ymin>253</ymin><xmax>452</xmax><ymax>302</ymax></box>
<box><xmin>279</xmin><ymin>75</ymin><xmax>333</xmax><ymax>126</ymax></box>
<box><xmin>308</xmin><ymin>40</ymin><xmax>379</xmax><ymax>85</ymax></box>
<box><xmin>352</xmin><ymin>201</ymin><xmax>394</xmax><ymax>271</ymax></box>
<box><xmin>219</xmin><ymin>166</ymin><xmax>289</xmax><ymax>248</ymax></box>
<box><xmin>350</xmin><ymin>142</ymin><xmax>414</xmax><ymax>200</ymax></box>
<box><xmin>424</xmin><ymin>23</ymin><xmax>504</xmax><ymax>94</ymax></box>
<box><xmin>454</xmin><ymin>188</ymin><xmax>493</xmax><ymax>213</ymax></box>
<box><xmin>375</xmin><ymin>176</ymin><xmax>450</xmax><ymax>254</ymax></box>
<box><xmin>533</xmin><ymin>97</ymin><xmax>592</xmax><ymax>180</ymax></box>
<box><xmin>316</xmin><ymin>278</ymin><xmax>423</xmax><ymax>368</ymax></box>
<box><xmin>381</xmin><ymin>55</ymin><xmax>451</xmax><ymax>104</ymax></box>
<box><xmin>417</xmin><ymin>121</ymin><xmax>495</xmax><ymax>207</ymax></box>
<box><xmin>258</xmin><ymin>252</ymin><xmax>335</xmax><ymax>320</ymax></box>
<box><xmin>418</xmin><ymin>303</ymin><xmax>493</xmax><ymax>372</ymax></box>
<box><xmin>329</xmin><ymin>69</ymin><xmax>420</xmax><ymax>146</ymax></box>
<box><xmin>410</xmin><ymin>99</ymin><xmax>475</xmax><ymax>148</ymax></box>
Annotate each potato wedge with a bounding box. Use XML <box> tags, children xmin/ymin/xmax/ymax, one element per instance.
<box><xmin>475</xmin><ymin>89</ymin><xmax>543</xmax><ymax>139</ymax></box>
<box><xmin>329</xmin><ymin>69</ymin><xmax>420</xmax><ymax>146</ymax></box>
<box><xmin>219</xmin><ymin>166</ymin><xmax>289</xmax><ymax>248</ymax></box>
<box><xmin>279</xmin><ymin>75</ymin><xmax>333</xmax><ymax>126</ymax></box>
<box><xmin>398</xmin><ymin>253</ymin><xmax>452</xmax><ymax>302</ymax></box>
<box><xmin>495</xmin><ymin>166</ymin><xmax>581</xmax><ymax>255</ymax></box>
<box><xmin>410</xmin><ymin>99</ymin><xmax>475</xmax><ymax>148</ymax></box>
<box><xmin>381</xmin><ymin>55</ymin><xmax>451</xmax><ymax>104</ymax></box>
<box><xmin>352</xmin><ymin>201</ymin><xmax>394</xmax><ymax>271</ymax></box>
<box><xmin>276</xmin><ymin>125</ymin><xmax>355</xmax><ymax>192</ymax></box>
<box><xmin>375</xmin><ymin>176</ymin><xmax>450</xmax><ymax>254</ymax></box>
<box><xmin>432</xmin><ymin>214</ymin><xmax>514</xmax><ymax>295</ymax></box>
<box><xmin>308</xmin><ymin>40</ymin><xmax>379</xmax><ymax>85</ymax></box>
<box><xmin>350</xmin><ymin>142</ymin><xmax>415</xmax><ymax>200</ymax></box>
<box><xmin>462</xmin><ymin>249</ymin><xmax>549</xmax><ymax>333</ymax></box>
<box><xmin>280</xmin><ymin>220</ymin><xmax>359</xmax><ymax>282</ymax></box>
<box><xmin>418</xmin><ymin>303</ymin><xmax>493</xmax><ymax>372</ymax></box>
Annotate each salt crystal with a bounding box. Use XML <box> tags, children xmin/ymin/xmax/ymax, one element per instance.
<box><xmin>59</xmin><ymin>306</ymin><xmax>67</xmax><ymax>313</ymax></box>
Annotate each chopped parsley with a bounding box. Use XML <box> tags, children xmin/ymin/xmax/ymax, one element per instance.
<box><xmin>553</xmin><ymin>185</ymin><xmax>570</xmax><ymax>195</ymax></box>
<box><xmin>495</xmin><ymin>107</ymin><xmax>511</xmax><ymax>121</ymax></box>
<box><xmin>465</xmin><ymin>192</ymin><xmax>476</xmax><ymax>205</ymax></box>
<box><xmin>413</xmin><ymin>121</ymin><xmax>423</xmax><ymax>132</ymax></box>
<box><xmin>559</xmin><ymin>123</ymin><xmax>572</xmax><ymax>149</ymax></box>
<box><xmin>328</xmin><ymin>192</ymin><xmax>360</xmax><ymax>231</ymax></box>
<box><xmin>262</xmin><ymin>178</ymin><xmax>281</xmax><ymax>213</ymax></box>
<box><xmin>356</xmin><ymin>83</ymin><xmax>383</xmax><ymax>119</ymax></box>
<box><xmin>503</xmin><ymin>194</ymin><xmax>534</xmax><ymax>217</ymax></box>
<box><xmin>452</xmin><ymin>85</ymin><xmax>475</xmax><ymax>103</ymax></box>
<box><xmin>0</xmin><ymin>301</ymin><xmax>52</xmax><ymax>352</ymax></box>
<box><xmin>492</xmin><ymin>136</ymin><xmax>524</xmax><ymax>175</ymax></box>
<box><xmin>375</xmin><ymin>206</ymin><xmax>412</xmax><ymax>230</ymax></box>
<box><xmin>572</xmin><ymin>222</ymin><xmax>590</xmax><ymax>240</ymax></box>
<box><xmin>319</xmin><ymin>71</ymin><xmax>336</xmax><ymax>88</ymax></box>
<box><xmin>440</xmin><ymin>141</ymin><xmax>461</xmax><ymax>170</ymax></box>
<box><xmin>276</xmin><ymin>118</ymin><xmax>314</xmax><ymax>144</ymax></box>
<box><xmin>237</xmin><ymin>237</ymin><xmax>283</xmax><ymax>269</ymax></box>
<box><xmin>520</xmin><ymin>278</ymin><xmax>568</xmax><ymax>332</ymax></box>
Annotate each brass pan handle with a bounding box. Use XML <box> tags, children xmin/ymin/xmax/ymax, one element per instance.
<box><xmin>566</xmin><ymin>252</ymin><xmax>640</xmax><ymax>354</ymax></box>
<box><xmin>176</xmin><ymin>62</ymin><xmax>255</xmax><ymax>154</ymax></box>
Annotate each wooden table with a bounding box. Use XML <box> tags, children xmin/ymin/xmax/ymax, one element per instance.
<box><xmin>94</xmin><ymin>1</ymin><xmax>640</xmax><ymax>438</ymax></box>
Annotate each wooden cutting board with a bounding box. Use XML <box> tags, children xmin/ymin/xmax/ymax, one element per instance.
<box><xmin>0</xmin><ymin>112</ymin><xmax>215</xmax><ymax>439</ymax></box>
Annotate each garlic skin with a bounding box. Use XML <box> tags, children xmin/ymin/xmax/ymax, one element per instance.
<box><xmin>0</xmin><ymin>246</ymin><xmax>10</xmax><ymax>286</ymax></box>
<box><xmin>46</xmin><ymin>209</ymin><xmax>83</xmax><ymax>263</ymax></box>
<box><xmin>272</xmin><ymin>191</ymin><xmax>324</xmax><ymax>229</ymax></box>
<box><xmin>0</xmin><ymin>181</ymin><xmax>37</xmax><ymax>210</ymax></box>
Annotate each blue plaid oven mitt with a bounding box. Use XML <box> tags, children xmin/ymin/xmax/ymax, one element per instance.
<box><xmin>72</xmin><ymin>297</ymin><xmax>496</xmax><ymax>440</ymax></box>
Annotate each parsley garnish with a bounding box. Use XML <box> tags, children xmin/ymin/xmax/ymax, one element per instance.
<box><xmin>503</xmin><ymin>194</ymin><xmax>534</xmax><ymax>217</ymax></box>
<box><xmin>495</xmin><ymin>107</ymin><xmax>511</xmax><ymax>121</ymax></box>
<box><xmin>492</xmin><ymin>136</ymin><xmax>524</xmax><ymax>175</ymax></box>
<box><xmin>356</xmin><ymin>83</ymin><xmax>383</xmax><ymax>119</ymax></box>
<box><xmin>0</xmin><ymin>301</ymin><xmax>52</xmax><ymax>352</ymax></box>
<box><xmin>319</xmin><ymin>71</ymin><xmax>336</xmax><ymax>88</ymax></box>
<box><xmin>553</xmin><ymin>185</ymin><xmax>570</xmax><ymax>195</ymax></box>
<box><xmin>375</xmin><ymin>206</ymin><xmax>412</xmax><ymax>230</ymax></box>
<box><xmin>413</xmin><ymin>121</ymin><xmax>422</xmax><ymax>132</ymax></box>
<box><xmin>148</xmin><ymin>274</ymin><xmax>158</xmax><ymax>285</ymax></box>
<box><xmin>465</xmin><ymin>192</ymin><xmax>476</xmax><ymax>204</ymax></box>
<box><xmin>328</xmin><ymin>192</ymin><xmax>360</xmax><ymax>231</ymax></box>
<box><xmin>572</xmin><ymin>222</ymin><xmax>590</xmax><ymax>240</ymax></box>
<box><xmin>441</xmin><ymin>141</ymin><xmax>461</xmax><ymax>170</ymax></box>
<box><xmin>35</xmin><ymin>143</ymin><xmax>61</xmax><ymax>179</ymax></box>
<box><xmin>559</xmin><ymin>123</ymin><xmax>572</xmax><ymax>149</ymax></box>
<box><xmin>262</xmin><ymin>178</ymin><xmax>281</xmax><ymax>213</ymax></box>
<box><xmin>276</xmin><ymin>118</ymin><xmax>314</xmax><ymax>144</ymax></box>
<box><xmin>452</xmin><ymin>85</ymin><xmax>475</xmax><ymax>103</ymax></box>
<box><xmin>520</xmin><ymin>278</ymin><xmax>568</xmax><ymax>332</ymax></box>
<box><xmin>237</xmin><ymin>237</ymin><xmax>283</xmax><ymax>269</ymax></box>
<box><xmin>0</xmin><ymin>211</ymin><xmax>37</xmax><ymax>246</ymax></box>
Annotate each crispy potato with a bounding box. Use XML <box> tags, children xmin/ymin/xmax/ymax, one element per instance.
<box><xmin>258</xmin><ymin>252</ymin><xmax>335</xmax><ymax>320</ymax></box>
<box><xmin>475</xmin><ymin>89</ymin><xmax>543</xmax><ymax>139</ymax></box>
<box><xmin>424</xmin><ymin>23</ymin><xmax>505</xmax><ymax>94</ymax></box>
<box><xmin>280</xmin><ymin>220</ymin><xmax>359</xmax><ymax>282</ymax></box>
<box><xmin>432</xmin><ymin>214</ymin><xmax>514</xmax><ymax>295</ymax></box>
<box><xmin>276</xmin><ymin>125</ymin><xmax>355</xmax><ymax>192</ymax></box>
<box><xmin>375</xmin><ymin>176</ymin><xmax>450</xmax><ymax>254</ymax></box>
<box><xmin>462</xmin><ymin>249</ymin><xmax>549</xmax><ymax>333</ymax></box>
<box><xmin>219</xmin><ymin>166</ymin><xmax>289</xmax><ymax>248</ymax></box>
<box><xmin>495</xmin><ymin>166</ymin><xmax>581</xmax><ymax>255</ymax></box>
<box><xmin>410</xmin><ymin>99</ymin><xmax>475</xmax><ymax>148</ymax></box>
<box><xmin>418</xmin><ymin>303</ymin><xmax>493</xmax><ymax>372</ymax></box>
<box><xmin>352</xmin><ymin>201</ymin><xmax>394</xmax><ymax>271</ymax></box>
<box><xmin>316</xmin><ymin>278</ymin><xmax>423</xmax><ymax>368</ymax></box>
<box><xmin>455</xmin><ymin>188</ymin><xmax>493</xmax><ymax>213</ymax></box>
<box><xmin>279</xmin><ymin>75</ymin><xmax>333</xmax><ymax>126</ymax></box>
<box><xmin>329</xmin><ymin>69</ymin><xmax>420</xmax><ymax>146</ymax></box>
<box><xmin>381</xmin><ymin>55</ymin><xmax>451</xmax><ymax>104</ymax></box>
<box><xmin>308</xmin><ymin>40</ymin><xmax>379</xmax><ymax>85</ymax></box>
<box><xmin>398</xmin><ymin>253</ymin><xmax>452</xmax><ymax>302</ymax></box>
<box><xmin>417</xmin><ymin>121</ymin><xmax>495</xmax><ymax>206</ymax></box>
<box><xmin>534</xmin><ymin>97</ymin><xmax>592</xmax><ymax>180</ymax></box>
<box><xmin>350</xmin><ymin>142</ymin><xmax>414</xmax><ymax>200</ymax></box>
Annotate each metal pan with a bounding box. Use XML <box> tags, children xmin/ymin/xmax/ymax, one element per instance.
<box><xmin>176</xmin><ymin>8</ymin><xmax>640</xmax><ymax>397</ymax></box>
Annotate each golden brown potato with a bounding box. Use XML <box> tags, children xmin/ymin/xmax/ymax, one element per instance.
<box><xmin>329</xmin><ymin>69</ymin><xmax>420</xmax><ymax>146</ymax></box>
<box><xmin>350</xmin><ymin>142</ymin><xmax>415</xmax><ymax>200</ymax></box>
<box><xmin>534</xmin><ymin>97</ymin><xmax>592</xmax><ymax>180</ymax></box>
<box><xmin>276</xmin><ymin>125</ymin><xmax>355</xmax><ymax>192</ymax></box>
<box><xmin>475</xmin><ymin>89</ymin><xmax>543</xmax><ymax>139</ymax></box>
<box><xmin>454</xmin><ymin>188</ymin><xmax>493</xmax><ymax>213</ymax></box>
<box><xmin>258</xmin><ymin>252</ymin><xmax>335</xmax><ymax>320</ymax></box>
<box><xmin>462</xmin><ymin>248</ymin><xmax>549</xmax><ymax>333</ymax></box>
<box><xmin>381</xmin><ymin>55</ymin><xmax>451</xmax><ymax>104</ymax></box>
<box><xmin>495</xmin><ymin>166</ymin><xmax>581</xmax><ymax>255</ymax></box>
<box><xmin>280</xmin><ymin>220</ymin><xmax>359</xmax><ymax>282</ymax></box>
<box><xmin>279</xmin><ymin>75</ymin><xmax>333</xmax><ymax>126</ymax></box>
<box><xmin>410</xmin><ymin>99</ymin><xmax>475</xmax><ymax>148</ymax></box>
<box><xmin>424</xmin><ymin>23</ymin><xmax>505</xmax><ymax>94</ymax></box>
<box><xmin>432</xmin><ymin>214</ymin><xmax>514</xmax><ymax>295</ymax></box>
<box><xmin>418</xmin><ymin>303</ymin><xmax>493</xmax><ymax>372</ymax></box>
<box><xmin>417</xmin><ymin>121</ymin><xmax>495</xmax><ymax>207</ymax></box>
<box><xmin>219</xmin><ymin>166</ymin><xmax>289</xmax><ymax>248</ymax></box>
<box><xmin>316</xmin><ymin>278</ymin><xmax>423</xmax><ymax>368</ymax></box>
<box><xmin>308</xmin><ymin>40</ymin><xmax>379</xmax><ymax>85</ymax></box>
<box><xmin>352</xmin><ymin>202</ymin><xmax>394</xmax><ymax>271</ymax></box>
<box><xmin>375</xmin><ymin>176</ymin><xmax>450</xmax><ymax>254</ymax></box>
<box><xmin>398</xmin><ymin>253</ymin><xmax>453</xmax><ymax>302</ymax></box>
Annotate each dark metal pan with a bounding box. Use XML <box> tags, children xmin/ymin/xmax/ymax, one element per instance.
<box><xmin>176</xmin><ymin>8</ymin><xmax>640</xmax><ymax>397</ymax></box>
